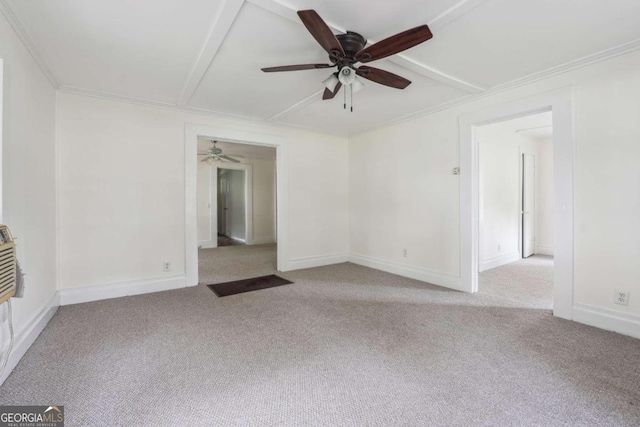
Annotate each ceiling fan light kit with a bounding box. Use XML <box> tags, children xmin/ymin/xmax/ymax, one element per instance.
<box><xmin>323</xmin><ymin>74</ymin><xmax>340</xmax><ymax>92</ymax></box>
<box><xmin>261</xmin><ymin>10</ymin><xmax>433</xmax><ymax>112</ymax></box>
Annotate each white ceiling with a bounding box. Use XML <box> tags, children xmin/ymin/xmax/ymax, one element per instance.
<box><xmin>198</xmin><ymin>138</ymin><xmax>276</xmax><ymax>160</ymax></box>
<box><xmin>6</xmin><ymin>0</ymin><xmax>640</xmax><ymax>135</ymax></box>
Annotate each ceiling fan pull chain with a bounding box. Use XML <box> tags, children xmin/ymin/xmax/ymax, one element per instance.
<box><xmin>351</xmin><ymin>84</ymin><xmax>354</xmax><ymax>112</ymax></box>
<box><xmin>343</xmin><ymin>85</ymin><xmax>346</xmax><ymax>110</ymax></box>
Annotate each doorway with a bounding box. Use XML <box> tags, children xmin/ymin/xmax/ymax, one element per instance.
<box><xmin>185</xmin><ymin>125</ymin><xmax>290</xmax><ymax>286</ymax></box>
<box><xmin>195</xmin><ymin>138</ymin><xmax>278</xmax><ymax>284</ymax></box>
<box><xmin>476</xmin><ymin>111</ymin><xmax>554</xmax><ymax>308</ymax></box>
<box><xmin>459</xmin><ymin>88</ymin><xmax>575</xmax><ymax>319</ymax></box>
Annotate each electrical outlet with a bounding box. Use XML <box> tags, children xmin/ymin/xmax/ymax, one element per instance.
<box><xmin>163</xmin><ymin>262</ymin><xmax>171</xmax><ymax>272</ymax></box>
<box><xmin>614</xmin><ymin>289</ymin><xmax>630</xmax><ymax>306</ymax></box>
<box><xmin>402</xmin><ymin>249</ymin><xmax>407</xmax><ymax>257</ymax></box>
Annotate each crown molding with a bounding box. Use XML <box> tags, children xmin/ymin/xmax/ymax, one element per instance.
<box><xmin>57</xmin><ymin>85</ymin><xmax>345</xmax><ymax>137</ymax></box>
<box><xmin>0</xmin><ymin>0</ymin><xmax>59</xmax><ymax>88</ymax></box>
<box><xmin>351</xmin><ymin>38</ymin><xmax>640</xmax><ymax>137</ymax></box>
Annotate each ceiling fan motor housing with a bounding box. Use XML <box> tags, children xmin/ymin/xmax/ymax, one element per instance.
<box><xmin>336</xmin><ymin>31</ymin><xmax>367</xmax><ymax>57</ymax></box>
<box><xmin>334</xmin><ymin>31</ymin><xmax>367</xmax><ymax>69</ymax></box>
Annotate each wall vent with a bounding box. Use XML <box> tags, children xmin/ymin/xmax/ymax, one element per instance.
<box><xmin>0</xmin><ymin>226</ymin><xmax>16</xmax><ymax>305</ymax></box>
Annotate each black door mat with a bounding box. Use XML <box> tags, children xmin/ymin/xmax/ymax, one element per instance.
<box><xmin>206</xmin><ymin>275</ymin><xmax>293</xmax><ymax>297</ymax></box>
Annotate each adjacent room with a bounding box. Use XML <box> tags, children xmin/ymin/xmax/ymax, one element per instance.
<box><xmin>477</xmin><ymin>112</ymin><xmax>555</xmax><ymax>309</ymax></box>
<box><xmin>0</xmin><ymin>0</ymin><xmax>639</xmax><ymax>425</ymax></box>
<box><xmin>197</xmin><ymin>139</ymin><xmax>279</xmax><ymax>283</ymax></box>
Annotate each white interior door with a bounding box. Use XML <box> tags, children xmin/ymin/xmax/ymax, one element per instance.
<box><xmin>522</xmin><ymin>154</ymin><xmax>536</xmax><ymax>257</ymax></box>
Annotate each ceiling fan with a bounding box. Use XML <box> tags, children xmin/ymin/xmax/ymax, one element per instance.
<box><xmin>261</xmin><ymin>10</ymin><xmax>433</xmax><ymax>110</ymax></box>
<box><xmin>198</xmin><ymin>140</ymin><xmax>244</xmax><ymax>164</ymax></box>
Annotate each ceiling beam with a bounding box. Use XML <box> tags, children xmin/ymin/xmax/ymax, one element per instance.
<box><xmin>247</xmin><ymin>0</ymin><xmax>486</xmax><ymax>94</ymax></box>
<box><xmin>177</xmin><ymin>0</ymin><xmax>245</xmax><ymax>107</ymax></box>
<box><xmin>427</xmin><ymin>0</ymin><xmax>489</xmax><ymax>33</ymax></box>
<box><xmin>266</xmin><ymin>89</ymin><xmax>324</xmax><ymax>122</ymax></box>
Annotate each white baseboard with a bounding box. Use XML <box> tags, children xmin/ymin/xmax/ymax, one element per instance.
<box><xmin>348</xmin><ymin>254</ymin><xmax>463</xmax><ymax>291</ymax></box>
<box><xmin>535</xmin><ymin>246</ymin><xmax>554</xmax><ymax>256</ymax></box>
<box><xmin>199</xmin><ymin>241</ymin><xmax>217</xmax><ymax>249</ymax></box>
<box><xmin>479</xmin><ymin>251</ymin><xmax>521</xmax><ymax>272</ymax></box>
<box><xmin>288</xmin><ymin>253</ymin><xmax>349</xmax><ymax>270</ymax></box>
<box><xmin>0</xmin><ymin>292</ymin><xmax>60</xmax><ymax>385</ymax></box>
<box><xmin>572</xmin><ymin>303</ymin><xmax>640</xmax><ymax>340</ymax></box>
<box><xmin>249</xmin><ymin>236</ymin><xmax>276</xmax><ymax>245</ymax></box>
<box><xmin>59</xmin><ymin>275</ymin><xmax>189</xmax><ymax>306</ymax></box>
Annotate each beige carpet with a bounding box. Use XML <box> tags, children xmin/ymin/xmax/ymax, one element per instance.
<box><xmin>0</xmin><ymin>246</ymin><xmax>639</xmax><ymax>426</ymax></box>
<box><xmin>479</xmin><ymin>255</ymin><xmax>554</xmax><ymax>309</ymax></box>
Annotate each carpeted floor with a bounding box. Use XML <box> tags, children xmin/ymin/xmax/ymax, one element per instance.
<box><xmin>479</xmin><ymin>255</ymin><xmax>554</xmax><ymax>309</ymax></box>
<box><xmin>1</xmin><ymin>245</ymin><xmax>639</xmax><ymax>426</ymax></box>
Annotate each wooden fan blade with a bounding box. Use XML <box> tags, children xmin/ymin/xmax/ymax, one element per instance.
<box><xmin>356</xmin><ymin>25</ymin><xmax>432</xmax><ymax>63</ymax></box>
<box><xmin>200</xmin><ymin>157</ymin><xmax>211</xmax><ymax>162</ymax></box>
<box><xmin>297</xmin><ymin>10</ymin><xmax>345</xmax><ymax>58</ymax></box>
<box><xmin>356</xmin><ymin>66</ymin><xmax>411</xmax><ymax>89</ymax></box>
<box><xmin>322</xmin><ymin>82</ymin><xmax>342</xmax><ymax>100</ymax></box>
<box><xmin>262</xmin><ymin>64</ymin><xmax>334</xmax><ymax>72</ymax></box>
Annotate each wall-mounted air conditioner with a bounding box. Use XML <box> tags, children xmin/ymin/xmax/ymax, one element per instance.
<box><xmin>0</xmin><ymin>226</ymin><xmax>16</xmax><ymax>305</ymax></box>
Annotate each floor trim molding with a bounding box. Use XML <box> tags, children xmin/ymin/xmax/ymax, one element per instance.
<box><xmin>0</xmin><ymin>292</ymin><xmax>60</xmax><ymax>385</ymax></box>
<box><xmin>59</xmin><ymin>275</ymin><xmax>190</xmax><ymax>306</ymax></box>
<box><xmin>348</xmin><ymin>254</ymin><xmax>463</xmax><ymax>292</ymax></box>
<box><xmin>287</xmin><ymin>253</ymin><xmax>348</xmax><ymax>271</ymax></box>
<box><xmin>573</xmin><ymin>303</ymin><xmax>640</xmax><ymax>340</ymax></box>
<box><xmin>479</xmin><ymin>251</ymin><xmax>520</xmax><ymax>272</ymax></box>
<box><xmin>535</xmin><ymin>246</ymin><xmax>554</xmax><ymax>256</ymax></box>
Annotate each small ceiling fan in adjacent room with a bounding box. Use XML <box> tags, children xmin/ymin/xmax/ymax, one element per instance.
<box><xmin>261</xmin><ymin>10</ymin><xmax>433</xmax><ymax>111</ymax></box>
<box><xmin>198</xmin><ymin>140</ymin><xmax>245</xmax><ymax>164</ymax></box>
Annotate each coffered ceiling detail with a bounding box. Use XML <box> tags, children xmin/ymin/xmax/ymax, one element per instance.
<box><xmin>4</xmin><ymin>0</ymin><xmax>640</xmax><ymax>135</ymax></box>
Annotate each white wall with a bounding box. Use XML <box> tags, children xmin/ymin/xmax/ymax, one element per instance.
<box><xmin>251</xmin><ymin>158</ymin><xmax>276</xmax><ymax>244</ymax></box>
<box><xmin>223</xmin><ymin>169</ymin><xmax>246</xmax><ymax>240</ymax></box>
<box><xmin>350</xmin><ymin>49</ymin><xmax>640</xmax><ymax>320</ymax></box>
<box><xmin>197</xmin><ymin>160</ymin><xmax>211</xmax><ymax>243</ymax></box>
<box><xmin>477</xmin><ymin>124</ymin><xmax>521</xmax><ymax>271</ymax></box>
<box><xmin>0</xmin><ymin>11</ymin><xmax>58</xmax><ymax>379</ymax></box>
<box><xmin>198</xmin><ymin>157</ymin><xmax>276</xmax><ymax>246</ymax></box>
<box><xmin>477</xmin><ymin>123</ymin><xmax>554</xmax><ymax>271</ymax></box>
<box><xmin>535</xmin><ymin>136</ymin><xmax>554</xmax><ymax>255</ymax></box>
<box><xmin>57</xmin><ymin>92</ymin><xmax>348</xmax><ymax>290</ymax></box>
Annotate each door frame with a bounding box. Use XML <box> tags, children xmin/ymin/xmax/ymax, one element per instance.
<box><xmin>185</xmin><ymin>123</ymin><xmax>289</xmax><ymax>286</ymax></box>
<box><xmin>459</xmin><ymin>87</ymin><xmax>575</xmax><ymax>320</ymax></box>
<box><xmin>209</xmin><ymin>162</ymin><xmax>253</xmax><ymax>247</ymax></box>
